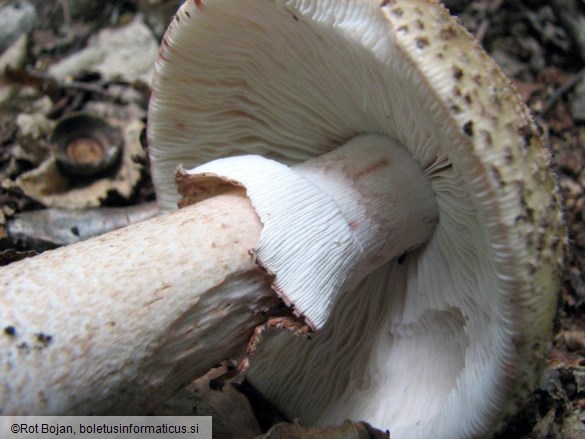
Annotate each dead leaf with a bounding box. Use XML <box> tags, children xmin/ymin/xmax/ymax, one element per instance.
<box><xmin>153</xmin><ymin>363</ymin><xmax>263</xmax><ymax>439</ymax></box>
<box><xmin>257</xmin><ymin>420</ymin><xmax>389</xmax><ymax>439</ymax></box>
<box><xmin>48</xmin><ymin>16</ymin><xmax>158</xmax><ymax>84</ymax></box>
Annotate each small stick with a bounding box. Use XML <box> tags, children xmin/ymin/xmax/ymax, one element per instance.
<box><xmin>475</xmin><ymin>0</ymin><xmax>505</xmax><ymax>43</ymax></box>
<box><xmin>58</xmin><ymin>0</ymin><xmax>71</xmax><ymax>25</ymax></box>
<box><xmin>550</xmin><ymin>0</ymin><xmax>585</xmax><ymax>63</ymax></box>
<box><xmin>542</xmin><ymin>67</ymin><xmax>585</xmax><ymax>115</ymax></box>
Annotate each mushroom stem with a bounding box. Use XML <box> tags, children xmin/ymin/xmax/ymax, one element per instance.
<box><xmin>1</xmin><ymin>135</ymin><xmax>438</xmax><ymax>415</ymax></box>
<box><xmin>293</xmin><ymin>134</ymin><xmax>439</xmax><ymax>281</ymax></box>
<box><xmin>0</xmin><ymin>190</ymin><xmax>279</xmax><ymax>415</ymax></box>
<box><xmin>182</xmin><ymin>134</ymin><xmax>439</xmax><ymax>328</ymax></box>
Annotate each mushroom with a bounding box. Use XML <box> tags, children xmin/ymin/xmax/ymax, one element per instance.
<box><xmin>148</xmin><ymin>0</ymin><xmax>566</xmax><ymax>437</ymax></box>
<box><xmin>0</xmin><ymin>1</ymin><xmax>566</xmax><ymax>438</ymax></box>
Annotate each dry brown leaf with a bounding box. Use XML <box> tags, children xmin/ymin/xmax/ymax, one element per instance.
<box><xmin>153</xmin><ymin>363</ymin><xmax>262</xmax><ymax>439</ymax></box>
<box><xmin>257</xmin><ymin>420</ymin><xmax>389</xmax><ymax>439</ymax></box>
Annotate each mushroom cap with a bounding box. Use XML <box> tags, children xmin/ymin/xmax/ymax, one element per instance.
<box><xmin>147</xmin><ymin>0</ymin><xmax>566</xmax><ymax>438</ymax></box>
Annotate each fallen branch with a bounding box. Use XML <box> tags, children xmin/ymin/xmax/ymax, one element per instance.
<box><xmin>7</xmin><ymin>202</ymin><xmax>160</xmax><ymax>249</ymax></box>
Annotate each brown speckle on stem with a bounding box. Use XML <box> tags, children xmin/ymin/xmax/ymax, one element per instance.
<box><xmin>36</xmin><ymin>333</ymin><xmax>53</xmax><ymax>347</ymax></box>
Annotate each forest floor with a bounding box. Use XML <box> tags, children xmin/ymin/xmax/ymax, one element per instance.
<box><xmin>0</xmin><ymin>0</ymin><xmax>584</xmax><ymax>437</ymax></box>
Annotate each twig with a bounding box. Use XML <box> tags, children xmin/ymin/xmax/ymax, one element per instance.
<box><xmin>57</xmin><ymin>0</ymin><xmax>71</xmax><ymax>26</ymax></box>
<box><xmin>550</xmin><ymin>0</ymin><xmax>585</xmax><ymax>63</ymax></box>
<box><xmin>475</xmin><ymin>0</ymin><xmax>505</xmax><ymax>43</ymax></box>
<box><xmin>542</xmin><ymin>67</ymin><xmax>585</xmax><ymax>115</ymax></box>
<box><xmin>7</xmin><ymin>202</ymin><xmax>160</xmax><ymax>249</ymax></box>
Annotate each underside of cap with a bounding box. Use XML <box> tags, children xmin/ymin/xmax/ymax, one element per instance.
<box><xmin>148</xmin><ymin>0</ymin><xmax>566</xmax><ymax>438</ymax></box>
